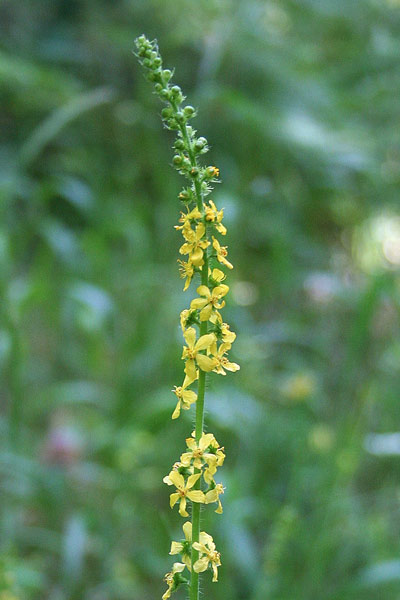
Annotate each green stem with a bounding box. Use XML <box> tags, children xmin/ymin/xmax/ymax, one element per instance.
<box><xmin>178</xmin><ymin>120</ymin><xmax>209</xmax><ymax>600</ymax></box>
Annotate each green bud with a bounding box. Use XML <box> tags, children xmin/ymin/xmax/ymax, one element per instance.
<box><xmin>142</xmin><ymin>58</ymin><xmax>151</xmax><ymax>68</ymax></box>
<box><xmin>138</xmin><ymin>47</ymin><xmax>146</xmax><ymax>57</ymax></box>
<box><xmin>173</xmin><ymin>155</ymin><xmax>183</xmax><ymax>166</ymax></box>
<box><xmin>154</xmin><ymin>83</ymin><xmax>163</xmax><ymax>93</ymax></box>
<box><xmin>171</xmin><ymin>85</ymin><xmax>181</xmax><ymax>96</ymax></box>
<box><xmin>182</xmin><ymin>158</ymin><xmax>191</xmax><ymax>169</ymax></box>
<box><xmin>174</xmin><ymin>139</ymin><xmax>185</xmax><ymax>150</ymax></box>
<box><xmin>183</xmin><ymin>105</ymin><xmax>195</xmax><ymax>117</ymax></box>
<box><xmin>161</xmin><ymin>107</ymin><xmax>173</xmax><ymax>119</ymax></box>
<box><xmin>175</xmin><ymin>111</ymin><xmax>185</xmax><ymax>123</ymax></box>
<box><xmin>195</xmin><ymin>138</ymin><xmax>206</xmax><ymax>151</ymax></box>
<box><xmin>163</xmin><ymin>69</ymin><xmax>172</xmax><ymax>81</ymax></box>
<box><xmin>168</xmin><ymin>118</ymin><xmax>179</xmax><ymax>130</ymax></box>
<box><xmin>190</xmin><ymin>167</ymin><xmax>199</xmax><ymax>177</ymax></box>
<box><xmin>153</xmin><ymin>57</ymin><xmax>162</xmax><ymax>67</ymax></box>
<box><xmin>160</xmin><ymin>89</ymin><xmax>171</xmax><ymax>100</ymax></box>
<box><xmin>179</xmin><ymin>189</ymin><xmax>190</xmax><ymax>201</ymax></box>
<box><xmin>136</xmin><ymin>35</ymin><xmax>146</xmax><ymax>45</ymax></box>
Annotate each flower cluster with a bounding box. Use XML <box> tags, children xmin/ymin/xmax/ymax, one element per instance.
<box><xmin>135</xmin><ymin>34</ymin><xmax>239</xmax><ymax>600</ymax></box>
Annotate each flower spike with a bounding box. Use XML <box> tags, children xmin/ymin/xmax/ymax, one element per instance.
<box><xmin>135</xmin><ymin>33</ymin><xmax>239</xmax><ymax>599</ymax></box>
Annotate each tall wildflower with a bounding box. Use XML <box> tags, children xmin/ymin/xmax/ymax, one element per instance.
<box><xmin>134</xmin><ymin>35</ymin><xmax>239</xmax><ymax>600</ymax></box>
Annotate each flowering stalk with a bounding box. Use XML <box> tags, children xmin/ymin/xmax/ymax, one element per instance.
<box><xmin>134</xmin><ymin>35</ymin><xmax>239</xmax><ymax>600</ymax></box>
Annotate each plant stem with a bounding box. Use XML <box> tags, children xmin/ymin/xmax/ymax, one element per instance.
<box><xmin>178</xmin><ymin>121</ymin><xmax>209</xmax><ymax>600</ymax></box>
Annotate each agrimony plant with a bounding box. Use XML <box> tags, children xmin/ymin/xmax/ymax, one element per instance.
<box><xmin>134</xmin><ymin>35</ymin><xmax>240</xmax><ymax>600</ymax></box>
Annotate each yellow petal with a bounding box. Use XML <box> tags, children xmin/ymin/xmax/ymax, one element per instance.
<box><xmin>179</xmin><ymin>242</ymin><xmax>191</xmax><ymax>255</ymax></box>
<box><xmin>170</xmin><ymin>541</ymin><xmax>184</xmax><ymax>555</ymax></box>
<box><xmin>182</xmin><ymin>390</ymin><xmax>197</xmax><ymax>403</ymax></box>
<box><xmin>193</xmin><ymin>557</ymin><xmax>209</xmax><ymax>573</ymax></box>
<box><xmin>195</xmin><ymin>333</ymin><xmax>216</xmax><ymax>351</ymax></box>
<box><xmin>170</xmin><ymin>492</ymin><xmax>180</xmax><ymax>508</ymax></box>
<box><xmin>213</xmin><ymin>284</ymin><xmax>229</xmax><ymax>298</ymax></box>
<box><xmin>190</xmin><ymin>297</ymin><xmax>208</xmax><ymax>310</ymax></box>
<box><xmin>187</xmin><ymin>490</ymin><xmax>205</xmax><ymax>503</ymax></box>
<box><xmin>199</xmin><ymin>304</ymin><xmax>213</xmax><ymax>322</ymax></box>
<box><xmin>211</xmin><ymin>268</ymin><xmax>225</xmax><ymax>281</ymax></box>
<box><xmin>171</xmin><ymin>400</ymin><xmax>181</xmax><ymax>420</ymax></box>
<box><xmin>196</xmin><ymin>285</ymin><xmax>211</xmax><ymax>298</ymax></box>
<box><xmin>190</xmin><ymin>247</ymin><xmax>204</xmax><ymax>266</ymax></box>
<box><xmin>199</xmin><ymin>531</ymin><xmax>214</xmax><ymax>546</ymax></box>
<box><xmin>195</xmin><ymin>223</ymin><xmax>205</xmax><ymax>240</ymax></box>
<box><xmin>184</xmin><ymin>359</ymin><xmax>197</xmax><ymax>382</ymax></box>
<box><xmin>196</xmin><ymin>354</ymin><xmax>217</xmax><ymax>372</ymax></box>
<box><xmin>225</xmin><ymin>361</ymin><xmax>240</xmax><ymax>372</ymax></box>
<box><xmin>179</xmin><ymin>497</ymin><xmax>188</xmax><ymax>517</ymax></box>
<box><xmin>183</xmin><ymin>521</ymin><xmax>192</xmax><ymax>541</ymax></box>
<box><xmin>186</xmin><ymin>473</ymin><xmax>201</xmax><ymax>489</ymax></box>
<box><xmin>172</xmin><ymin>562</ymin><xmax>186</xmax><ymax>573</ymax></box>
<box><xmin>192</xmin><ymin>541</ymin><xmax>208</xmax><ymax>553</ymax></box>
<box><xmin>183</xmin><ymin>327</ymin><xmax>196</xmax><ymax>349</ymax></box>
<box><xmin>168</xmin><ymin>470</ymin><xmax>185</xmax><ymax>490</ymax></box>
<box><xmin>199</xmin><ymin>433</ymin><xmax>215</xmax><ymax>451</ymax></box>
<box><xmin>180</xmin><ymin>452</ymin><xmax>192</xmax><ymax>466</ymax></box>
<box><xmin>205</xmin><ymin>489</ymin><xmax>219</xmax><ymax>504</ymax></box>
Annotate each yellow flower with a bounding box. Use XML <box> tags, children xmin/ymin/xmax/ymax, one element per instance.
<box><xmin>209</xmin><ymin>267</ymin><xmax>226</xmax><ymax>283</ymax></box>
<box><xmin>179</xmin><ymin>431</ymin><xmax>225</xmax><ymax>484</ymax></box>
<box><xmin>212</xmin><ymin>236</ymin><xmax>233</xmax><ymax>269</ymax></box>
<box><xmin>211</xmin><ymin>342</ymin><xmax>240</xmax><ymax>375</ymax></box>
<box><xmin>175</xmin><ymin>207</ymin><xmax>202</xmax><ymax>233</ymax></box>
<box><xmin>180</xmin><ymin>309</ymin><xmax>190</xmax><ymax>331</ymax></box>
<box><xmin>193</xmin><ymin>535</ymin><xmax>221</xmax><ymax>582</ymax></box>
<box><xmin>181</xmin><ymin>327</ymin><xmax>217</xmax><ymax>382</ymax></box>
<box><xmin>180</xmin><ymin>433</ymin><xmax>219</xmax><ymax>469</ymax></box>
<box><xmin>179</xmin><ymin>223</ymin><xmax>210</xmax><ymax>267</ymax></box>
<box><xmin>170</xmin><ymin>522</ymin><xmax>213</xmax><ymax>570</ymax></box>
<box><xmin>162</xmin><ymin>562</ymin><xmax>186</xmax><ymax>600</ymax></box>
<box><xmin>204</xmin><ymin>200</ymin><xmax>226</xmax><ymax>235</ymax></box>
<box><xmin>221</xmin><ymin>322</ymin><xmax>236</xmax><ymax>345</ymax></box>
<box><xmin>163</xmin><ymin>470</ymin><xmax>205</xmax><ymax>517</ymax></box>
<box><xmin>177</xmin><ymin>259</ymin><xmax>194</xmax><ymax>291</ymax></box>
<box><xmin>205</xmin><ymin>482</ymin><xmax>225</xmax><ymax>514</ymax></box>
<box><xmin>172</xmin><ymin>376</ymin><xmax>197</xmax><ymax>419</ymax></box>
<box><xmin>207</xmin><ymin>166</ymin><xmax>220</xmax><ymax>178</ymax></box>
<box><xmin>190</xmin><ymin>284</ymin><xmax>229</xmax><ymax>321</ymax></box>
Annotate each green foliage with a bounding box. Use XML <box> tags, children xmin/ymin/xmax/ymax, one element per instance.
<box><xmin>1</xmin><ymin>1</ymin><xmax>400</xmax><ymax>599</ymax></box>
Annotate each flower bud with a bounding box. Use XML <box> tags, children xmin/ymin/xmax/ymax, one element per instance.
<box><xmin>161</xmin><ymin>107</ymin><xmax>173</xmax><ymax>119</ymax></box>
<box><xmin>160</xmin><ymin>89</ymin><xmax>171</xmax><ymax>100</ymax></box>
<box><xmin>173</xmin><ymin>155</ymin><xmax>183</xmax><ymax>166</ymax></box>
<box><xmin>153</xmin><ymin>56</ymin><xmax>162</xmax><ymax>67</ymax></box>
<box><xmin>174</xmin><ymin>139</ymin><xmax>185</xmax><ymax>150</ymax></box>
<box><xmin>190</xmin><ymin>167</ymin><xmax>199</xmax><ymax>177</ymax></box>
<box><xmin>167</xmin><ymin>118</ymin><xmax>179</xmax><ymax>130</ymax></box>
<box><xmin>175</xmin><ymin>111</ymin><xmax>185</xmax><ymax>124</ymax></box>
<box><xmin>171</xmin><ymin>85</ymin><xmax>181</xmax><ymax>96</ymax></box>
<box><xmin>183</xmin><ymin>105</ymin><xmax>195</xmax><ymax>118</ymax></box>
<box><xmin>163</xmin><ymin>69</ymin><xmax>172</xmax><ymax>81</ymax></box>
<box><xmin>154</xmin><ymin>83</ymin><xmax>163</xmax><ymax>93</ymax></box>
<box><xmin>179</xmin><ymin>189</ymin><xmax>190</xmax><ymax>201</ymax></box>
<box><xmin>205</xmin><ymin>166</ymin><xmax>220</xmax><ymax>178</ymax></box>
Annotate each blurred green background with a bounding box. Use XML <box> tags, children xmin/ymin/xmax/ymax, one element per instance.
<box><xmin>2</xmin><ymin>1</ymin><xmax>400</xmax><ymax>599</ymax></box>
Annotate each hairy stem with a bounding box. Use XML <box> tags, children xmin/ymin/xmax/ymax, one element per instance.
<box><xmin>179</xmin><ymin>120</ymin><xmax>209</xmax><ymax>600</ymax></box>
